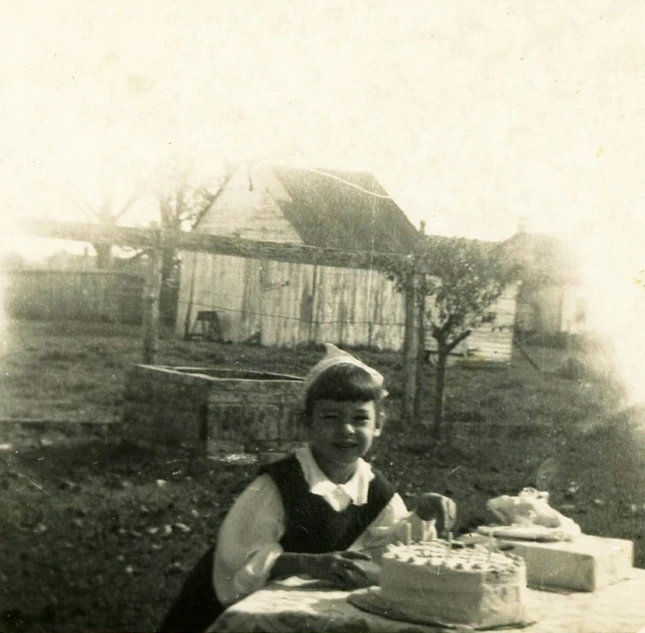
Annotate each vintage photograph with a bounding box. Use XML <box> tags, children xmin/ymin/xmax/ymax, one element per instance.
<box><xmin>1</xmin><ymin>1</ymin><xmax>644</xmax><ymax>632</ymax></box>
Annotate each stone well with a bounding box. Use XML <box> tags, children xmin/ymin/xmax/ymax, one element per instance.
<box><xmin>122</xmin><ymin>365</ymin><xmax>305</xmax><ymax>453</ymax></box>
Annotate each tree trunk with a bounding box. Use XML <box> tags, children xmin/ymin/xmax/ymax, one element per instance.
<box><xmin>402</xmin><ymin>273</ymin><xmax>417</xmax><ymax>424</ymax></box>
<box><xmin>159</xmin><ymin>247</ymin><xmax>177</xmax><ymax>326</ymax></box>
<box><xmin>161</xmin><ymin>247</ymin><xmax>176</xmax><ymax>284</ymax></box>
<box><xmin>94</xmin><ymin>243</ymin><xmax>112</xmax><ymax>269</ymax></box>
<box><xmin>432</xmin><ymin>347</ymin><xmax>447</xmax><ymax>441</ymax></box>
<box><xmin>414</xmin><ymin>294</ymin><xmax>426</xmax><ymax>422</ymax></box>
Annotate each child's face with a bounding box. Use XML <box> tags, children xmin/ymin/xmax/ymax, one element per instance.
<box><xmin>308</xmin><ymin>399</ymin><xmax>382</xmax><ymax>470</ymax></box>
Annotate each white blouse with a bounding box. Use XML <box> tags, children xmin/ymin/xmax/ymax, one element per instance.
<box><xmin>213</xmin><ymin>445</ymin><xmax>433</xmax><ymax>606</ymax></box>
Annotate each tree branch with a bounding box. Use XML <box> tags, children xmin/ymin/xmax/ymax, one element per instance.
<box><xmin>114</xmin><ymin>186</ymin><xmax>143</xmax><ymax>220</ymax></box>
<box><xmin>447</xmin><ymin>329</ymin><xmax>472</xmax><ymax>352</ymax></box>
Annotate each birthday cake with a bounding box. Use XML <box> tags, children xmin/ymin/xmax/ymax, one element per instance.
<box><xmin>379</xmin><ymin>541</ymin><xmax>529</xmax><ymax>628</ymax></box>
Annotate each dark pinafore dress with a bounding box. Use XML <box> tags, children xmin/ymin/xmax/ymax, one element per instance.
<box><xmin>158</xmin><ymin>454</ymin><xmax>395</xmax><ymax>632</ymax></box>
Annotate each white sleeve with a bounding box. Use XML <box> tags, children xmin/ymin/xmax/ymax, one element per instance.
<box><xmin>213</xmin><ymin>474</ymin><xmax>286</xmax><ymax>606</ymax></box>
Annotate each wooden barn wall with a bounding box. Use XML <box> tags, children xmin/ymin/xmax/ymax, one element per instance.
<box><xmin>179</xmin><ymin>252</ymin><xmax>252</xmax><ymax>342</ymax></box>
<box><xmin>463</xmin><ymin>285</ymin><xmax>517</xmax><ymax>361</ymax></box>
<box><xmin>178</xmin><ymin>252</ymin><xmax>406</xmax><ymax>350</ymax></box>
<box><xmin>179</xmin><ymin>251</ymin><xmax>518</xmax><ymax>360</ymax></box>
<box><xmin>310</xmin><ymin>265</ymin><xmax>405</xmax><ymax>350</ymax></box>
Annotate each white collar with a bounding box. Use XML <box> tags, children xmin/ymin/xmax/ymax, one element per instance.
<box><xmin>295</xmin><ymin>445</ymin><xmax>375</xmax><ymax>511</ymax></box>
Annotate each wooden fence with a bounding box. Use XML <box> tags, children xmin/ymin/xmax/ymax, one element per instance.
<box><xmin>3</xmin><ymin>269</ymin><xmax>145</xmax><ymax>323</ymax></box>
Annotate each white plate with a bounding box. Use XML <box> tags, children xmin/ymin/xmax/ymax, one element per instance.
<box><xmin>476</xmin><ymin>525</ymin><xmax>570</xmax><ymax>542</ymax></box>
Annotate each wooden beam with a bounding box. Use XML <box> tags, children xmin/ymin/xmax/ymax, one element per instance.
<box><xmin>21</xmin><ymin>220</ymin><xmax>159</xmax><ymax>250</ymax></box>
<box><xmin>19</xmin><ymin>220</ymin><xmax>416</xmax><ymax>272</ymax></box>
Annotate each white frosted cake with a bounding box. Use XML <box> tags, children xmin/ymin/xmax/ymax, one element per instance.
<box><xmin>380</xmin><ymin>541</ymin><xmax>529</xmax><ymax>628</ymax></box>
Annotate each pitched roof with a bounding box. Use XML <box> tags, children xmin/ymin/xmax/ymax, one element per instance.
<box><xmin>502</xmin><ymin>232</ymin><xmax>579</xmax><ymax>283</ymax></box>
<box><xmin>420</xmin><ymin>233</ymin><xmax>501</xmax><ymax>253</ymax></box>
<box><xmin>270</xmin><ymin>166</ymin><xmax>421</xmax><ymax>254</ymax></box>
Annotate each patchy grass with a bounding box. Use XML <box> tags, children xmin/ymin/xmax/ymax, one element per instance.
<box><xmin>0</xmin><ymin>320</ymin><xmax>644</xmax><ymax>632</ymax></box>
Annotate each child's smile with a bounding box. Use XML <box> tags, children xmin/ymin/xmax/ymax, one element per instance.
<box><xmin>308</xmin><ymin>400</ymin><xmax>381</xmax><ymax>482</ymax></box>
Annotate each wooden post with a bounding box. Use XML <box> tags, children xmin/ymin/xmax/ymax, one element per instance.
<box><xmin>414</xmin><ymin>292</ymin><xmax>426</xmax><ymax>422</ymax></box>
<box><xmin>309</xmin><ymin>265</ymin><xmax>319</xmax><ymax>344</ymax></box>
<box><xmin>433</xmin><ymin>345</ymin><xmax>447</xmax><ymax>441</ymax></box>
<box><xmin>402</xmin><ymin>273</ymin><xmax>418</xmax><ymax>424</ymax></box>
<box><xmin>142</xmin><ymin>233</ymin><xmax>164</xmax><ymax>365</ymax></box>
<box><xmin>183</xmin><ymin>252</ymin><xmax>197</xmax><ymax>340</ymax></box>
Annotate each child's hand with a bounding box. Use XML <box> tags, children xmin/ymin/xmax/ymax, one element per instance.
<box><xmin>311</xmin><ymin>551</ymin><xmax>378</xmax><ymax>590</ymax></box>
<box><xmin>414</xmin><ymin>493</ymin><xmax>457</xmax><ymax>535</ymax></box>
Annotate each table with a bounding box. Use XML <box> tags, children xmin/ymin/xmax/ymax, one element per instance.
<box><xmin>208</xmin><ymin>570</ymin><xmax>645</xmax><ymax>633</ymax></box>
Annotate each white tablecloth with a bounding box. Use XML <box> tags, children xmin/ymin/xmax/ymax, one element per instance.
<box><xmin>208</xmin><ymin>570</ymin><xmax>645</xmax><ymax>633</ymax></box>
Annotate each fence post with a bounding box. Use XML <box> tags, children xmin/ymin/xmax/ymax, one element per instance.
<box><xmin>142</xmin><ymin>232</ymin><xmax>164</xmax><ymax>364</ymax></box>
<box><xmin>402</xmin><ymin>273</ymin><xmax>418</xmax><ymax>424</ymax></box>
<box><xmin>414</xmin><ymin>291</ymin><xmax>426</xmax><ymax>422</ymax></box>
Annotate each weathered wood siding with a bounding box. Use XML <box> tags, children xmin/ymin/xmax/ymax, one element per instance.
<box><xmin>179</xmin><ymin>252</ymin><xmax>262</xmax><ymax>343</ymax></box>
<box><xmin>425</xmin><ymin>284</ymin><xmax>517</xmax><ymax>362</ymax></box>
<box><xmin>308</xmin><ymin>265</ymin><xmax>405</xmax><ymax>350</ymax></box>
<box><xmin>197</xmin><ymin>165</ymin><xmax>301</xmax><ymax>243</ymax></box>
<box><xmin>179</xmin><ymin>249</ymin><xmax>516</xmax><ymax>359</ymax></box>
<box><xmin>178</xmin><ymin>253</ymin><xmax>406</xmax><ymax>350</ymax></box>
<box><xmin>459</xmin><ymin>284</ymin><xmax>517</xmax><ymax>361</ymax></box>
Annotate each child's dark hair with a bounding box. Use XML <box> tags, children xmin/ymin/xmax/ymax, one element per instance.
<box><xmin>303</xmin><ymin>363</ymin><xmax>388</xmax><ymax>418</ymax></box>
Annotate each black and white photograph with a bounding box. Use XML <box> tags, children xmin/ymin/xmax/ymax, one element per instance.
<box><xmin>1</xmin><ymin>1</ymin><xmax>645</xmax><ymax>632</ymax></box>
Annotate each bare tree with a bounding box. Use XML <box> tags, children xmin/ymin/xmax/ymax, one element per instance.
<box><xmin>73</xmin><ymin>183</ymin><xmax>143</xmax><ymax>268</ymax></box>
<box><xmin>148</xmin><ymin>167</ymin><xmax>232</xmax><ymax>325</ymax></box>
<box><xmin>154</xmin><ymin>169</ymin><xmax>231</xmax><ymax>283</ymax></box>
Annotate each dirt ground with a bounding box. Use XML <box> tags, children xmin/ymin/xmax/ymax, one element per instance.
<box><xmin>1</xmin><ymin>321</ymin><xmax>644</xmax><ymax>632</ymax></box>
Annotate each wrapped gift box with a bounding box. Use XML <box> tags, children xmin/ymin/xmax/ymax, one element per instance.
<box><xmin>501</xmin><ymin>535</ymin><xmax>634</xmax><ymax>592</ymax></box>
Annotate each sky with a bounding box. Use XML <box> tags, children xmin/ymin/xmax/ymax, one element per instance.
<box><xmin>3</xmin><ymin>0</ymin><xmax>645</xmax><ymax>241</ymax></box>
<box><xmin>2</xmin><ymin>0</ymin><xmax>645</xmax><ymax>399</ymax></box>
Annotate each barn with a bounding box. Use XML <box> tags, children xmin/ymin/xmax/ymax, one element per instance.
<box><xmin>176</xmin><ymin>163</ymin><xmax>420</xmax><ymax>350</ymax></box>
<box><xmin>176</xmin><ymin>163</ymin><xmax>518</xmax><ymax>359</ymax></box>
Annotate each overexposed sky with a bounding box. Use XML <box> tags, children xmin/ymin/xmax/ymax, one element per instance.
<box><xmin>3</xmin><ymin>0</ymin><xmax>645</xmax><ymax>245</ymax></box>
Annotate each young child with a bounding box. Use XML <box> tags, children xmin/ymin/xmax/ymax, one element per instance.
<box><xmin>159</xmin><ymin>344</ymin><xmax>456</xmax><ymax>633</ymax></box>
